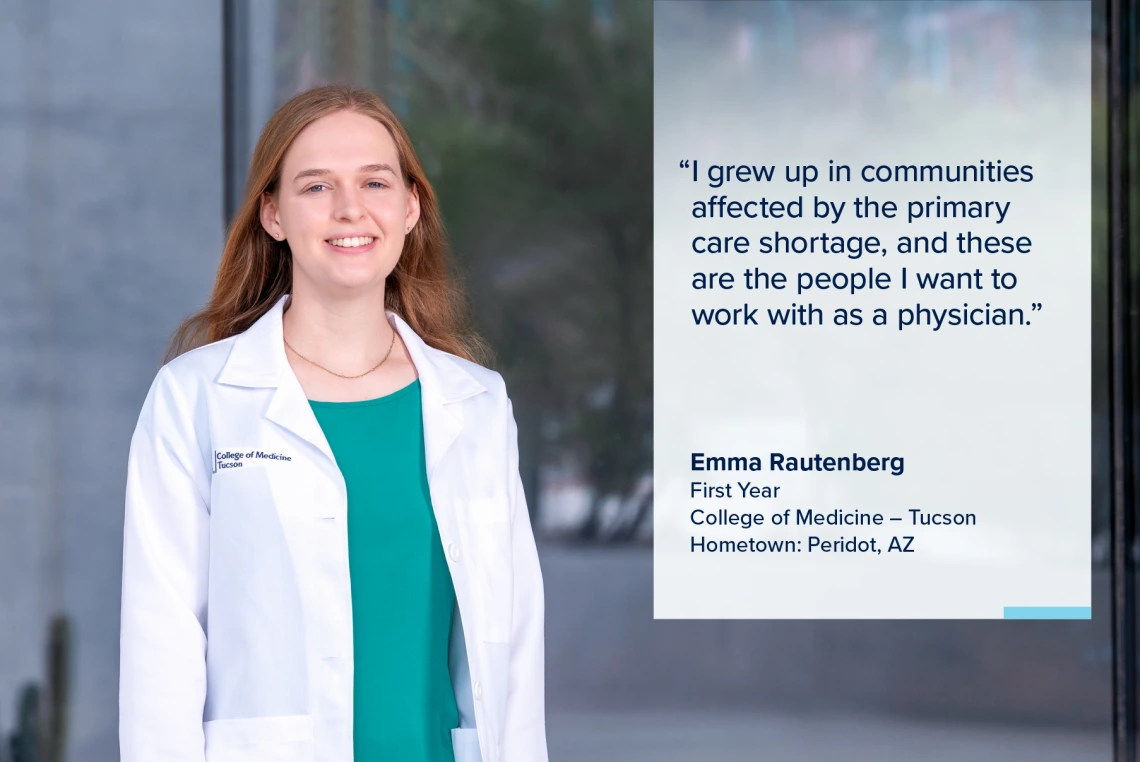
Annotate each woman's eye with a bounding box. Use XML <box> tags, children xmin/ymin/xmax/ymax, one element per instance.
<box><xmin>306</xmin><ymin>184</ymin><xmax>326</xmax><ymax>193</ymax></box>
<box><xmin>367</xmin><ymin>181</ymin><xmax>387</xmax><ymax>189</ymax></box>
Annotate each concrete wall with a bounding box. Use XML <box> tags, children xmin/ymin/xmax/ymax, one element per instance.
<box><xmin>0</xmin><ymin>2</ymin><xmax>221</xmax><ymax>759</ymax></box>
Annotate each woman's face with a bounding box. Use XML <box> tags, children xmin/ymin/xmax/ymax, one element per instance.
<box><xmin>260</xmin><ymin>109</ymin><xmax>419</xmax><ymax>296</ymax></box>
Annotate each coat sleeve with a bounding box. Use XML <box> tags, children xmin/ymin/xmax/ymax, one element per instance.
<box><xmin>120</xmin><ymin>365</ymin><xmax>210</xmax><ymax>762</ymax></box>
<box><xmin>500</xmin><ymin>397</ymin><xmax>549</xmax><ymax>761</ymax></box>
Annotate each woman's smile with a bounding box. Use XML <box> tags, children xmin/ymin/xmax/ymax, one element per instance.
<box><xmin>325</xmin><ymin>235</ymin><xmax>378</xmax><ymax>253</ymax></box>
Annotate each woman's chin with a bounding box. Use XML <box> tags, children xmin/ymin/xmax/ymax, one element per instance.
<box><xmin>292</xmin><ymin>269</ymin><xmax>385</xmax><ymax>297</ymax></box>
<box><xmin>294</xmin><ymin>254</ymin><xmax>396</xmax><ymax>295</ymax></box>
<box><xmin>328</xmin><ymin>271</ymin><xmax>387</xmax><ymax>293</ymax></box>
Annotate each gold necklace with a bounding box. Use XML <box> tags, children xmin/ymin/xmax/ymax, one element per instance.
<box><xmin>283</xmin><ymin>328</ymin><xmax>396</xmax><ymax>379</ymax></box>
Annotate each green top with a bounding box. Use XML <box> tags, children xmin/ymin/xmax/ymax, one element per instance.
<box><xmin>309</xmin><ymin>379</ymin><xmax>458</xmax><ymax>762</ymax></box>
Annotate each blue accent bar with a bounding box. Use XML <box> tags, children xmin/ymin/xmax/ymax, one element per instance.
<box><xmin>1003</xmin><ymin>606</ymin><xmax>1092</xmax><ymax>620</ymax></box>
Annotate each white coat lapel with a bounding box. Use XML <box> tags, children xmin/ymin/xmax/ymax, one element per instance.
<box><xmin>265</xmin><ymin>366</ymin><xmax>338</xmax><ymax>465</ymax></box>
<box><xmin>386</xmin><ymin>309</ymin><xmax>486</xmax><ymax>480</ymax></box>
<box><xmin>385</xmin><ymin>309</ymin><xmax>488</xmax><ymax>623</ymax></box>
<box><xmin>215</xmin><ymin>294</ymin><xmax>337</xmax><ymax>468</ymax></box>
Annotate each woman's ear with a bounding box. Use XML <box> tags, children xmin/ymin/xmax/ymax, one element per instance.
<box><xmin>260</xmin><ymin>192</ymin><xmax>283</xmax><ymax>239</ymax></box>
<box><xmin>405</xmin><ymin>183</ymin><xmax>421</xmax><ymax>234</ymax></box>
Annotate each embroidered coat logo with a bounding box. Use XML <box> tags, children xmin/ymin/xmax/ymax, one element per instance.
<box><xmin>212</xmin><ymin>449</ymin><xmax>293</xmax><ymax>473</ymax></box>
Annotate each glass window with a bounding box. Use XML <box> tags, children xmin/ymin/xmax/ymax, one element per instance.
<box><xmin>221</xmin><ymin>1</ymin><xmax>1114</xmax><ymax>758</ymax></box>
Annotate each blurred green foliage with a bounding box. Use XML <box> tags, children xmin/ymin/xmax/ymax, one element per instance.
<box><xmin>394</xmin><ymin>0</ymin><xmax>654</xmax><ymax>537</ymax></box>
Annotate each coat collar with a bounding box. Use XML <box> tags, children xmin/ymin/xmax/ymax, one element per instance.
<box><xmin>216</xmin><ymin>293</ymin><xmax>485</xmax><ymax>401</ymax></box>
<box><xmin>214</xmin><ymin>293</ymin><xmax>485</xmax><ymax>478</ymax></box>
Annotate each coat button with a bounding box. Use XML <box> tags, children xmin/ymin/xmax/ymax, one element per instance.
<box><xmin>448</xmin><ymin>543</ymin><xmax>459</xmax><ymax>562</ymax></box>
<box><xmin>473</xmin><ymin>680</ymin><xmax>483</xmax><ymax>700</ymax></box>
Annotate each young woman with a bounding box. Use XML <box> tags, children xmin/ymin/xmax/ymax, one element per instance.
<box><xmin>119</xmin><ymin>85</ymin><xmax>547</xmax><ymax>762</ymax></box>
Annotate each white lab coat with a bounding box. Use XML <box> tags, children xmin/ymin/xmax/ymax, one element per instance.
<box><xmin>119</xmin><ymin>293</ymin><xmax>548</xmax><ymax>762</ymax></box>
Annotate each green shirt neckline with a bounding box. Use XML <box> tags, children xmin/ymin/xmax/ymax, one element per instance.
<box><xmin>307</xmin><ymin>378</ymin><xmax>420</xmax><ymax>409</ymax></box>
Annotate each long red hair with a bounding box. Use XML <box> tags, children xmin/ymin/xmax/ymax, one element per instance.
<box><xmin>165</xmin><ymin>84</ymin><xmax>491</xmax><ymax>366</ymax></box>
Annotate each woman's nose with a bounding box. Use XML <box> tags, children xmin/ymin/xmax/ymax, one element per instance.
<box><xmin>333</xmin><ymin>186</ymin><xmax>365</xmax><ymax>220</ymax></box>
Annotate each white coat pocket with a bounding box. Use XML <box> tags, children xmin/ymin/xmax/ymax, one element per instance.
<box><xmin>465</xmin><ymin>497</ymin><xmax>513</xmax><ymax>644</ymax></box>
<box><xmin>451</xmin><ymin>726</ymin><xmax>483</xmax><ymax>762</ymax></box>
<box><xmin>203</xmin><ymin>714</ymin><xmax>314</xmax><ymax>762</ymax></box>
